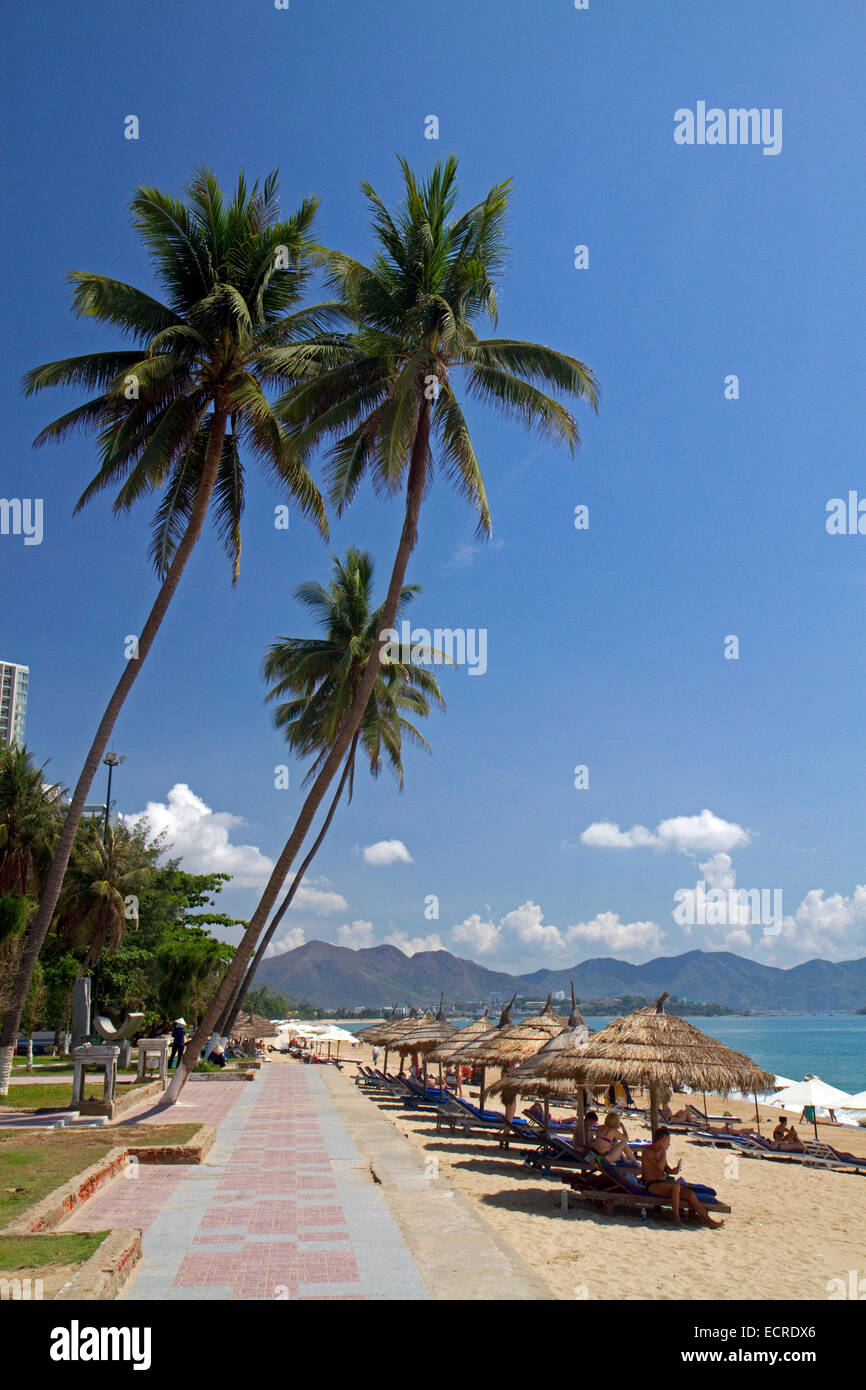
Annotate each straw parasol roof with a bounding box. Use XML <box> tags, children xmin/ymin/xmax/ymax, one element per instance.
<box><xmin>358</xmin><ymin>1010</ymin><xmax>432</xmax><ymax>1047</ymax></box>
<box><xmin>230</xmin><ymin>1010</ymin><xmax>279</xmax><ymax>1040</ymax></box>
<box><xmin>459</xmin><ymin>996</ymin><xmax>568</xmax><ymax>1069</ymax></box>
<box><xmin>426</xmin><ymin>1009</ymin><xmax>495</xmax><ymax>1065</ymax></box>
<box><xmin>534</xmin><ymin>992</ymin><xmax>774</xmax><ymax>1131</ymax></box>
<box><xmin>484</xmin><ymin>991</ymin><xmax>593</xmax><ymax>1103</ymax></box>
<box><xmin>436</xmin><ymin>994</ymin><xmax>517</xmax><ymax>1064</ymax></box>
<box><xmin>391</xmin><ymin>996</ymin><xmax>459</xmax><ymax>1055</ymax></box>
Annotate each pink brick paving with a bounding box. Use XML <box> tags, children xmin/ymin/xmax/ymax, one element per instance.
<box><xmin>66</xmin><ymin>1065</ymin><xmax>367</xmax><ymax>1298</ymax></box>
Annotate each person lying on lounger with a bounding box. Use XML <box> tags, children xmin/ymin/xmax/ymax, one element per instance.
<box><xmin>660</xmin><ymin>1103</ymin><xmax>695</xmax><ymax>1125</ymax></box>
<box><xmin>641</xmin><ymin>1128</ymin><xmax>724</xmax><ymax>1229</ymax></box>
<box><xmin>591</xmin><ymin>1112</ymin><xmax>638</xmax><ymax>1164</ymax></box>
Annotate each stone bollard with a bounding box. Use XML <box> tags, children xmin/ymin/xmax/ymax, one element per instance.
<box><xmin>71</xmin><ymin>1044</ymin><xmax>119</xmax><ymax>1117</ymax></box>
<box><xmin>136</xmin><ymin>1037</ymin><xmax>170</xmax><ymax>1087</ymax></box>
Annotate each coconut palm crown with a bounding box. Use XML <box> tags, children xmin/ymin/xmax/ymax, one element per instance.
<box><xmin>280</xmin><ymin>154</ymin><xmax>599</xmax><ymax>534</ymax></box>
<box><xmin>264</xmin><ymin>545</ymin><xmax>444</xmax><ymax>788</ymax></box>
<box><xmin>23</xmin><ymin>165</ymin><xmax>337</xmax><ymax>580</ymax></box>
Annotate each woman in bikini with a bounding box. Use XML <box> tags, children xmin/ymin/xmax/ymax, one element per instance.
<box><xmin>591</xmin><ymin>1111</ymin><xmax>638</xmax><ymax>1164</ymax></box>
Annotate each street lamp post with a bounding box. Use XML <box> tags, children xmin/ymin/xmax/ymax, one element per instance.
<box><xmin>93</xmin><ymin>752</ymin><xmax>126</xmax><ymax>1030</ymax></box>
<box><xmin>102</xmin><ymin>751</ymin><xmax>126</xmax><ymax>840</ymax></box>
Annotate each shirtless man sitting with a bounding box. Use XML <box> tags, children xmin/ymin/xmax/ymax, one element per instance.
<box><xmin>769</xmin><ymin>1116</ymin><xmax>803</xmax><ymax>1150</ymax></box>
<box><xmin>640</xmin><ymin>1128</ymin><xmax>724</xmax><ymax>1229</ymax></box>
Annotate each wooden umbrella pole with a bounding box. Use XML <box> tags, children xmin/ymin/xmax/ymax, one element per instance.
<box><xmin>754</xmin><ymin>1092</ymin><xmax>761</xmax><ymax>1135</ymax></box>
<box><xmin>702</xmin><ymin>1089</ymin><xmax>709</xmax><ymax>1121</ymax></box>
<box><xmin>649</xmin><ymin>1081</ymin><xmax>660</xmax><ymax>1135</ymax></box>
<box><xmin>383</xmin><ymin>1047</ymin><xmax>389</xmax><ymax>1076</ymax></box>
<box><xmin>576</xmin><ymin>1088</ymin><xmax>586</xmax><ymax>1148</ymax></box>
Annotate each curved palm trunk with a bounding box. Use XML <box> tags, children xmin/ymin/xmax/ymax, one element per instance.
<box><xmin>166</xmin><ymin>396</ymin><xmax>432</xmax><ymax>1102</ymax></box>
<box><xmin>0</xmin><ymin>407</ymin><xmax>228</xmax><ymax>1095</ymax></box>
<box><xmin>217</xmin><ymin>735</ymin><xmax>359</xmax><ymax>1048</ymax></box>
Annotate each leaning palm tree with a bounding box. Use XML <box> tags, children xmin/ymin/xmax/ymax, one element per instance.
<box><xmin>214</xmin><ymin>546</ymin><xmax>444</xmax><ymax>1043</ymax></box>
<box><xmin>167</xmin><ymin>154</ymin><xmax>598</xmax><ymax>1099</ymax></box>
<box><xmin>0</xmin><ymin>166</ymin><xmax>337</xmax><ymax>1093</ymax></box>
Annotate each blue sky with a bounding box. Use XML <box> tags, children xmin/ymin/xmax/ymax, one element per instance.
<box><xmin>2</xmin><ymin>1</ymin><xmax>864</xmax><ymax>975</ymax></box>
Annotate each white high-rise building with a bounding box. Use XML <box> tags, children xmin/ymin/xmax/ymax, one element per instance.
<box><xmin>0</xmin><ymin>661</ymin><xmax>29</xmax><ymax>747</ymax></box>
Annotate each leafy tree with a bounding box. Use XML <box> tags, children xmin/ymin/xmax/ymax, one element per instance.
<box><xmin>0</xmin><ymin>744</ymin><xmax>64</xmax><ymax>895</ymax></box>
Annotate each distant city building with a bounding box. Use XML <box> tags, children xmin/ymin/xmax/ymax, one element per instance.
<box><xmin>0</xmin><ymin>661</ymin><xmax>28</xmax><ymax>747</ymax></box>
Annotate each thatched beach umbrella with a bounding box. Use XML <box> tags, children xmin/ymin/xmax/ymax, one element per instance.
<box><xmin>536</xmin><ymin>992</ymin><xmax>775</xmax><ymax>1135</ymax></box>
<box><xmin>363</xmin><ymin>1010</ymin><xmax>433</xmax><ymax>1073</ymax></box>
<box><xmin>460</xmin><ymin>996</ymin><xmax>568</xmax><ymax>1069</ymax></box>
<box><xmin>426</xmin><ymin>1009</ymin><xmax>494</xmax><ymax>1066</ymax></box>
<box><xmin>437</xmin><ymin>994</ymin><xmax>517</xmax><ymax>1104</ymax></box>
<box><xmin>230</xmin><ymin>1010</ymin><xmax>278</xmax><ymax>1039</ymax></box>
<box><xmin>484</xmin><ymin>989</ymin><xmax>593</xmax><ymax>1113</ymax></box>
<box><xmin>392</xmin><ymin>997</ymin><xmax>458</xmax><ymax>1056</ymax></box>
<box><xmin>391</xmin><ymin>996</ymin><xmax>459</xmax><ymax>1085</ymax></box>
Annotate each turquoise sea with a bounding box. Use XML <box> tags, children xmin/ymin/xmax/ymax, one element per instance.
<box><xmin>345</xmin><ymin>1014</ymin><xmax>866</xmax><ymax>1093</ymax></box>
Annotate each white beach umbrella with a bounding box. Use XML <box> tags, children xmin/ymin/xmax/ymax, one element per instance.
<box><xmin>839</xmin><ymin>1090</ymin><xmax>866</xmax><ymax>1109</ymax></box>
<box><xmin>769</xmin><ymin>1076</ymin><xmax>853</xmax><ymax>1110</ymax></box>
<box><xmin>767</xmin><ymin>1076</ymin><xmax>855</xmax><ymax>1136</ymax></box>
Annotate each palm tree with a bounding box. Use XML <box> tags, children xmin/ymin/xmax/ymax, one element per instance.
<box><xmin>215</xmin><ymin>546</ymin><xmax>443</xmax><ymax>1042</ymax></box>
<box><xmin>0</xmin><ymin>166</ymin><xmax>337</xmax><ymax>1093</ymax></box>
<box><xmin>168</xmin><ymin>155</ymin><xmax>598</xmax><ymax>1098</ymax></box>
<box><xmin>0</xmin><ymin>745</ymin><xmax>65</xmax><ymax>896</ymax></box>
<box><xmin>54</xmin><ymin>818</ymin><xmax>156</xmax><ymax>969</ymax></box>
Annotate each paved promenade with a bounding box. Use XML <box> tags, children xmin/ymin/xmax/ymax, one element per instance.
<box><xmin>60</xmin><ymin>1064</ymin><xmax>428</xmax><ymax>1301</ymax></box>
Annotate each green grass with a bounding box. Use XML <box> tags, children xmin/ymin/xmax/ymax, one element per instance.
<box><xmin>12</xmin><ymin>1056</ymin><xmax>73</xmax><ymax>1070</ymax></box>
<box><xmin>0</xmin><ymin>1123</ymin><xmax>200</xmax><ymax>1223</ymax></box>
<box><xmin>0</xmin><ymin>1232</ymin><xmax>107</xmax><ymax>1271</ymax></box>
<box><xmin>0</xmin><ymin>1080</ymin><xmax>150</xmax><ymax>1111</ymax></box>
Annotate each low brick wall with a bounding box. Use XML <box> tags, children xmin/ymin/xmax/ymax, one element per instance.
<box><xmin>126</xmin><ymin>1124</ymin><xmax>216</xmax><ymax>1166</ymax></box>
<box><xmin>4</xmin><ymin>1148</ymin><xmax>129</xmax><ymax>1235</ymax></box>
<box><xmin>54</xmin><ymin>1228</ymin><xmax>142</xmax><ymax>1301</ymax></box>
<box><xmin>1</xmin><ymin>1126</ymin><xmax>215</xmax><ymax>1234</ymax></box>
<box><xmin>188</xmin><ymin>1070</ymin><xmax>256</xmax><ymax>1082</ymax></box>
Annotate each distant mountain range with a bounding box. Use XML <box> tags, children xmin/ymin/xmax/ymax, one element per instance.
<box><xmin>258</xmin><ymin>941</ymin><xmax>866</xmax><ymax>1013</ymax></box>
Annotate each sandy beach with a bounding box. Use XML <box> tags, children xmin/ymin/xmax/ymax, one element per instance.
<box><xmin>306</xmin><ymin>1038</ymin><xmax>866</xmax><ymax>1301</ymax></box>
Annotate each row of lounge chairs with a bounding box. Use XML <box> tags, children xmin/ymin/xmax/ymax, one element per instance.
<box><xmin>687</xmin><ymin>1125</ymin><xmax>866</xmax><ymax>1173</ymax></box>
<box><xmin>351</xmin><ymin>1064</ymin><xmax>729</xmax><ymax>1221</ymax></box>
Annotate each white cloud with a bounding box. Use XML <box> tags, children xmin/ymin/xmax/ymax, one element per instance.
<box><xmin>758</xmin><ymin>882</ymin><xmax>866</xmax><ymax>962</ymax></box>
<box><xmin>382</xmin><ymin>930</ymin><xmax>444</xmax><ymax>955</ymax></box>
<box><xmin>363</xmin><ymin>839</ymin><xmax>414</xmax><ymax>866</ymax></box>
<box><xmin>449</xmin><ymin>900</ymin><xmax>664</xmax><ymax>967</ymax></box>
<box><xmin>580</xmin><ymin>822</ymin><xmax>658</xmax><ymax>850</ymax></box>
<box><xmin>265</xmin><ymin>926</ymin><xmax>305</xmax><ymax>958</ymax></box>
<box><xmin>563</xmin><ymin>912</ymin><xmax>665</xmax><ymax>957</ymax></box>
<box><xmin>286</xmin><ymin>874</ymin><xmax>347</xmax><ymax>915</ymax></box>
<box><xmin>337</xmin><ymin>919</ymin><xmax>376</xmax><ymax>950</ymax></box>
<box><xmin>582</xmin><ymin>809</ymin><xmax>750</xmax><ymax>856</ymax></box>
<box><xmin>452</xmin><ymin>913</ymin><xmax>502</xmax><ymax>955</ymax></box>
<box><xmin>124</xmin><ymin>782</ymin><xmax>273</xmax><ymax>887</ymax></box>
